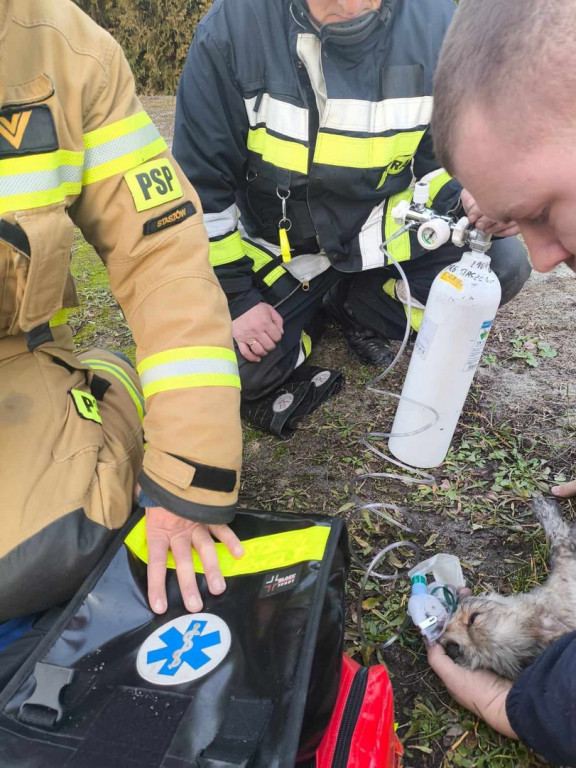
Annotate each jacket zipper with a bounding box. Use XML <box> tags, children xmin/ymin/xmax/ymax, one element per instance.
<box><xmin>331</xmin><ymin>666</ymin><xmax>368</xmax><ymax>768</ymax></box>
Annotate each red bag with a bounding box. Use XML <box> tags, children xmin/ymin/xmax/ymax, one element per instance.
<box><xmin>315</xmin><ymin>655</ymin><xmax>403</xmax><ymax>768</ymax></box>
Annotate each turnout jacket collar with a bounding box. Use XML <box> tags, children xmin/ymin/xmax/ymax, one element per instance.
<box><xmin>290</xmin><ymin>0</ymin><xmax>397</xmax><ymax>47</ymax></box>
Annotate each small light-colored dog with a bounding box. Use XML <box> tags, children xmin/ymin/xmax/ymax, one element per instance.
<box><xmin>441</xmin><ymin>496</ymin><xmax>576</xmax><ymax>679</ymax></box>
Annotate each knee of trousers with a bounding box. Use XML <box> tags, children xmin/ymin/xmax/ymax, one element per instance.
<box><xmin>489</xmin><ymin>236</ymin><xmax>532</xmax><ymax>305</ymax></box>
<box><xmin>238</xmin><ymin>346</ymin><xmax>300</xmax><ymax>401</ymax></box>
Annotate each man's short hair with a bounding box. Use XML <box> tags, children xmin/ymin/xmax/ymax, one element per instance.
<box><xmin>432</xmin><ymin>0</ymin><xmax>576</xmax><ymax>173</ymax></box>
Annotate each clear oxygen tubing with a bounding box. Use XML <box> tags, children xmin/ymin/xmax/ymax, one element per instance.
<box><xmin>351</xmin><ymin>224</ymin><xmax>452</xmax><ymax>650</ymax></box>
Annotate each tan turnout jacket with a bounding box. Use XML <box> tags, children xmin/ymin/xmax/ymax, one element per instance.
<box><xmin>0</xmin><ymin>0</ymin><xmax>242</xmax><ymax>618</ymax></box>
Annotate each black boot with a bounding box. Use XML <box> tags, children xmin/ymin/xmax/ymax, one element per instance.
<box><xmin>322</xmin><ymin>281</ymin><xmax>393</xmax><ymax>367</ymax></box>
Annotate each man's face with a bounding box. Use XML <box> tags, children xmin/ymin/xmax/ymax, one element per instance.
<box><xmin>452</xmin><ymin>103</ymin><xmax>576</xmax><ymax>273</ymax></box>
<box><xmin>305</xmin><ymin>0</ymin><xmax>382</xmax><ymax>26</ymax></box>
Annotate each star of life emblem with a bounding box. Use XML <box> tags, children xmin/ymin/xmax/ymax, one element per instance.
<box><xmin>137</xmin><ymin>613</ymin><xmax>231</xmax><ymax>685</ymax></box>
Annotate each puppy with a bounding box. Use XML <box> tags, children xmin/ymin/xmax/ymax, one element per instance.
<box><xmin>441</xmin><ymin>496</ymin><xmax>576</xmax><ymax>679</ymax></box>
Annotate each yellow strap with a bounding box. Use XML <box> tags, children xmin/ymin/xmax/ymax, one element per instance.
<box><xmin>243</xmin><ymin>240</ymin><xmax>287</xmax><ymax>287</ymax></box>
<box><xmin>247</xmin><ymin>127</ymin><xmax>308</xmax><ymax>174</ymax></box>
<box><xmin>125</xmin><ymin>518</ymin><xmax>331</xmax><ymax>575</ymax></box>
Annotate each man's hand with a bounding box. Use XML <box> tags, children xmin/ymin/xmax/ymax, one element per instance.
<box><xmin>461</xmin><ymin>188</ymin><xmax>520</xmax><ymax>238</ymax></box>
<box><xmin>552</xmin><ymin>479</ymin><xmax>576</xmax><ymax>498</ymax></box>
<box><xmin>233</xmin><ymin>302</ymin><xmax>284</xmax><ymax>362</ymax></box>
<box><xmin>145</xmin><ymin>507</ymin><xmax>244</xmax><ymax>615</ymax></box>
<box><xmin>427</xmin><ymin>642</ymin><xmax>517</xmax><ymax>738</ymax></box>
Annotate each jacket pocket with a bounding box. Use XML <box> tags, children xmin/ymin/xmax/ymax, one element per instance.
<box><xmin>15</xmin><ymin>202</ymin><xmax>74</xmax><ymax>332</ymax></box>
<box><xmin>0</xmin><ymin>230</ymin><xmax>29</xmax><ymax>336</ymax></box>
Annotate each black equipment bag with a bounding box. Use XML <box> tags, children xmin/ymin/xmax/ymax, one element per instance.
<box><xmin>0</xmin><ymin>508</ymin><xmax>349</xmax><ymax>768</ymax></box>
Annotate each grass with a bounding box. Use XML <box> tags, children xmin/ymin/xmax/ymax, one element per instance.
<box><xmin>70</xmin><ymin>226</ymin><xmax>574</xmax><ymax>768</ymax></box>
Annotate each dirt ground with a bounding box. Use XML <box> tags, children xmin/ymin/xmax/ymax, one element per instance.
<box><xmin>113</xmin><ymin>97</ymin><xmax>574</xmax><ymax>766</ymax></box>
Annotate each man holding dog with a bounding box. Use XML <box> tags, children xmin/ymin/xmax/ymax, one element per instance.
<box><xmin>428</xmin><ymin>0</ymin><xmax>576</xmax><ymax>763</ymax></box>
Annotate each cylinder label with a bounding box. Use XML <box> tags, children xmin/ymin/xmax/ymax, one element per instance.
<box><xmin>414</xmin><ymin>316</ymin><xmax>438</xmax><ymax>360</ymax></box>
<box><xmin>464</xmin><ymin>320</ymin><xmax>493</xmax><ymax>372</ymax></box>
<box><xmin>440</xmin><ymin>271</ymin><xmax>463</xmax><ymax>291</ymax></box>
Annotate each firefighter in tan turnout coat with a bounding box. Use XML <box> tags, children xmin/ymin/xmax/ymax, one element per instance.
<box><xmin>0</xmin><ymin>0</ymin><xmax>243</xmax><ymax>625</ymax></box>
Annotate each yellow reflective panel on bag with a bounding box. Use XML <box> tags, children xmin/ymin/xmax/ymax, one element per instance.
<box><xmin>125</xmin><ymin>518</ymin><xmax>330</xmax><ymax>575</ymax></box>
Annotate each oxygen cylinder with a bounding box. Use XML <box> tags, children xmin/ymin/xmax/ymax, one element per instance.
<box><xmin>388</xmin><ymin>249</ymin><xmax>501</xmax><ymax>468</ymax></box>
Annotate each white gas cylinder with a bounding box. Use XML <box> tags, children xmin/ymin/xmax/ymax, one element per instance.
<box><xmin>388</xmin><ymin>250</ymin><xmax>501</xmax><ymax>468</ymax></box>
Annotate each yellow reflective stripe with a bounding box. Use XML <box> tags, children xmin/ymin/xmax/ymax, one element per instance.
<box><xmin>314</xmin><ymin>129</ymin><xmax>425</xmax><ymax>169</ymax></box>
<box><xmin>137</xmin><ymin>346</ymin><xmax>237</xmax><ymax>375</ymax></box>
<box><xmin>0</xmin><ymin>149</ymin><xmax>83</xmax><ymax>176</ymax></box>
<box><xmin>243</xmin><ymin>240</ymin><xmax>286</xmax><ymax>287</ymax></box>
<box><xmin>83</xmin><ymin>137</ymin><xmax>166</xmax><ymax>186</ymax></box>
<box><xmin>137</xmin><ymin>346</ymin><xmax>240</xmax><ymax>399</ymax></box>
<box><xmin>83</xmin><ymin>111</ymin><xmax>154</xmax><ymax>150</ymax></box>
<box><xmin>82</xmin><ymin>358</ymin><xmax>145</xmax><ymax>423</ymax></box>
<box><xmin>302</xmin><ymin>330</ymin><xmax>312</xmax><ymax>358</ymax></box>
<box><xmin>125</xmin><ymin>517</ymin><xmax>331</xmax><ymax>575</ymax></box>
<box><xmin>247</xmin><ymin>127</ymin><xmax>308</xmax><ymax>174</ymax></box>
<box><xmin>141</xmin><ymin>374</ymin><xmax>240</xmax><ymax>399</ymax></box>
<box><xmin>210</xmin><ymin>231</ymin><xmax>246</xmax><ymax>267</ymax></box>
<box><xmin>425</xmin><ymin>170</ymin><xmax>453</xmax><ymax>206</ymax></box>
<box><xmin>0</xmin><ymin>149</ymin><xmax>84</xmax><ymax>214</ymax></box>
<box><xmin>0</xmin><ymin>184</ymin><xmax>82</xmax><ymax>215</ymax></box>
<box><xmin>384</xmin><ymin>190</ymin><xmax>413</xmax><ymax>262</ymax></box>
<box><xmin>49</xmin><ymin>309</ymin><xmax>69</xmax><ymax>327</ymax></box>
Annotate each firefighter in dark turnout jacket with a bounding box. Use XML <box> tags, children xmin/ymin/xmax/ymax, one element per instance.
<box><xmin>0</xmin><ymin>0</ymin><xmax>243</xmax><ymax>631</ymax></box>
<box><xmin>173</xmin><ymin>0</ymin><xmax>530</xmax><ymax>433</ymax></box>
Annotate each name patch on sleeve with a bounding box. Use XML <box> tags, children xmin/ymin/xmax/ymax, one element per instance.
<box><xmin>124</xmin><ymin>158</ymin><xmax>183</xmax><ymax>212</ymax></box>
<box><xmin>143</xmin><ymin>201</ymin><xmax>196</xmax><ymax>236</ymax></box>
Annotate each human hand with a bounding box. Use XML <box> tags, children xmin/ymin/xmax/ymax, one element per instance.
<box><xmin>145</xmin><ymin>506</ymin><xmax>244</xmax><ymax>614</ymax></box>
<box><xmin>427</xmin><ymin>641</ymin><xmax>517</xmax><ymax>738</ymax></box>
<box><xmin>233</xmin><ymin>302</ymin><xmax>284</xmax><ymax>362</ymax></box>
<box><xmin>461</xmin><ymin>189</ymin><xmax>520</xmax><ymax>237</ymax></box>
<box><xmin>551</xmin><ymin>479</ymin><xmax>576</xmax><ymax>498</ymax></box>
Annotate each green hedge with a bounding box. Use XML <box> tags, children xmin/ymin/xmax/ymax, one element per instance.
<box><xmin>73</xmin><ymin>0</ymin><xmax>212</xmax><ymax>94</ymax></box>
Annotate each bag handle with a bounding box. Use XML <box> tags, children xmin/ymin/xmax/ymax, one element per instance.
<box><xmin>198</xmin><ymin>698</ymin><xmax>273</xmax><ymax>767</ymax></box>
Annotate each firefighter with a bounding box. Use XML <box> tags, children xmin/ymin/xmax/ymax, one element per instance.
<box><xmin>0</xmin><ymin>0</ymin><xmax>243</xmax><ymax>635</ymax></box>
<box><xmin>173</xmin><ymin>0</ymin><xmax>531</xmax><ymax>436</ymax></box>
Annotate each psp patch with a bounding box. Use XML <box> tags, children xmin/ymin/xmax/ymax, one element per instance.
<box><xmin>70</xmin><ymin>389</ymin><xmax>102</xmax><ymax>424</ymax></box>
<box><xmin>124</xmin><ymin>158</ymin><xmax>183</xmax><ymax>212</ymax></box>
<box><xmin>137</xmin><ymin>613</ymin><xmax>231</xmax><ymax>686</ymax></box>
<box><xmin>143</xmin><ymin>201</ymin><xmax>196</xmax><ymax>236</ymax></box>
<box><xmin>0</xmin><ymin>104</ymin><xmax>58</xmax><ymax>159</ymax></box>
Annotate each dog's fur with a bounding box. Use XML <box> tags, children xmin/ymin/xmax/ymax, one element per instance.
<box><xmin>441</xmin><ymin>497</ymin><xmax>576</xmax><ymax>679</ymax></box>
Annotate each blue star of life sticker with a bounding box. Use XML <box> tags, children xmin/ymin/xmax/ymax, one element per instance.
<box><xmin>146</xmin><ymin>619</ymin><xmax>221</xmax><ymax>676</ymax></box>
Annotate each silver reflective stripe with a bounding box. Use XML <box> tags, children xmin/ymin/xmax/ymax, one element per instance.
<box><xmin>204</xmin><ymin>204</ymin><xmax>239</xmax><ymax>238</ymax></box>
<box><xmin>84</xmin><ymin>122</ymin><xmax>161</xmax><ymax>169</ymax></box>
<box><xmin>359</xmin><ymin>201</ymin><xmax>386</xmax><ymax>270</ymax></box>
<box><xmin>322</xmin><ymin>96</ymin><xmax>433</xmax><ymax>134</ymax></box>
<box><xmin>1</xmin><ymin>164</ymin><xmax>83</xmax><ymax>196</ymax></box>
<box><xmin>140</xmin><ymin>358</ymin><xmax>240</xmax><ymax>388</ymax></box>
<box><xmin>244</xmin><ymin>94</ymin><xmax>309</xmax><ymax>143</ymax></box>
